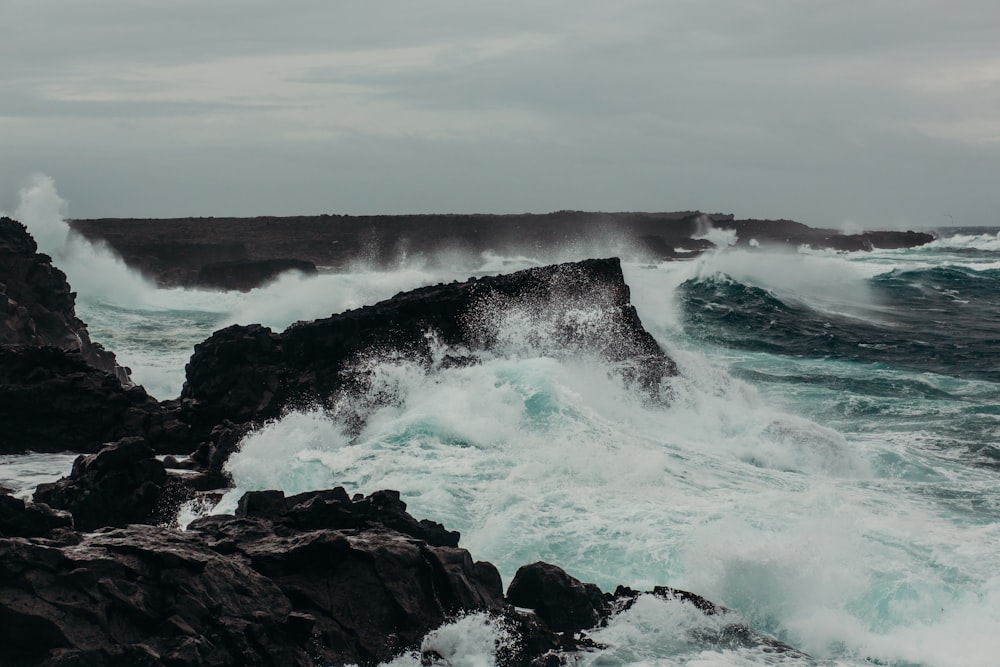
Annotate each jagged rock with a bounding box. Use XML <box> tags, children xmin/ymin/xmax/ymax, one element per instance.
<box><xmin>182</xmin><ymin>258</ymin><xmax>676</xmax><ymax>441</ymax></box>
<box><xmin>506</xmin><ymin>562</ymin><xmax>608</xmax><ymax>633</ymax></box>
<box><xmin>33</xmin><ymin>437</ymin><xmax>168</xmax><ymax>530</ymax></box>
<box><xmin>0</xmin><ymin>489</ymin><xmax>508</xmax><ymax>667</ymax></box>
<box><xmin>0</xmin><ymin>346</ymin><xmax>189</xmax><ymax>455</ymax></box>
<box><xmin>234</xmin><ymin>488</ymin><xmax>460</xmax><ymax>548</ymax></box>
<box><xmin>0</xmin><ymin>218</ymin><xmax>192</xmax><ymax>455</ymax></box>
<box><xmin>0</xmin><ymin>486</ymin><xmax>810</xmax><ymax>666</ymax></box>
<box><xmin>0</xmin><ymin>216</ymin><xmax>125</xmax><ymax>379</ymax></box>
<box><xmin>0</xmin><ymin>489</ymin><xmax>73</xmax><ymax>538</ymax></box>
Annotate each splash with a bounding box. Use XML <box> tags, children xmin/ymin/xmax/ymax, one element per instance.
<box><xmin>7</xmin><ymin>174</ymin><xmax>158</xmax><ymax>305</ymax></box>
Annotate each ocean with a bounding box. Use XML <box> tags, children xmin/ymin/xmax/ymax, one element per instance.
<box><xmin>3</xmin><ymin>179</ymin><xmax>1000</xmax><ymax>666</ymax></box>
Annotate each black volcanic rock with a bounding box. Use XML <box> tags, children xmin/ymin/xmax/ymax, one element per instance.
<box><xmin>0</xmin><ymin>217</ymin><xmax>193</xmax><ymax>455</ymax></box>
<box><xmin>506</xmin><ymin>562</ymin><xmax>607</xmax><ymax>633</ymax></box>
<box><xmin>197</xmin><ymin>258</ymin><xmax>317</xmax><ymax>291</ymax></box>
<box><xmin>0</xmin><ymin>216</ymin><xmax>125</xmax><ymax>378</ymax></box>
<box><xmin>0</xmin><ymin>346</ymin><xmax>190</xmax><ymax>455</ymax></box>
<box><xmin>181</xmin><ymin>258</ymin><xmax>676</xmax><ymax>441</ymax></box>
<box><xmin>33</xmin><ymin>437</ymin><xmax>168</xmax><ymax>531</ymax></box>
<box><xmin>0</xmin><ymin>489</ymin><xmax>507</xmax><ymax>667</ymax></box>
<box><xmin>0</xmin><ymin>489</ymin><xmax>73</xmax><ymax>538</ymax></box>
<box><xmin>0</xmin><ymin>485</ymin><xmax>808</xmax><ymax>666</ymax></box>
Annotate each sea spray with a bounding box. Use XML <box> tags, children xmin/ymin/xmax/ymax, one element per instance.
<box><xmin>7</xmin><ymin>176</ymin><xmax>1000</xmax><ymax>665</ymax></box>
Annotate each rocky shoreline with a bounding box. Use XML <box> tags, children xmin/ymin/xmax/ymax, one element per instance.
<box><xmin>0</xmin><ymin>211</ymin><xmax>908</xmax><ymax>664</ymax></box>
<box><xmin>69</xmin><ymin>211</ymin><xmax>935</xmax><ymax>290</ymax></box>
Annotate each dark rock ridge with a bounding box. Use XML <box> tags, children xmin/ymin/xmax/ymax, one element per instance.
<box><xmin>0</xmin><ymin>216</ymin><xmax>192</xmax><ymax>454</ymax></box>
<box><xmin>0</xmin><ymin>216</ymin><xmax>124</xmax><ymax>377</ymax></box>
<box><xmin>0</xmin><ymin>486</ymin><xmax>805</xmax><ymax>666</ymax></box>
<box><xmin>69</xmin><ymin>211</ymin><xmax>935</xmax><ymax>289</ymax></box>
<box><xmin>181</xmin><ymin>257</ymin><xmax>675</xmax><ymax>439</ymax></box>
<box><xmin>196</xmin><ymin>258</ymin><xmax>317</xmax><ymax>292</ymax></box>
<box><xmin>0</xmin><ymin>346</ymin><xmax>189</xmax><ymax>455</ymax></box>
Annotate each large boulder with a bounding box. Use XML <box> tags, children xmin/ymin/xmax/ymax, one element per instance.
<box><xmin>182</xmin><ymin>258</ymin><xmax>676</xmax><ymax>439</ymax></box>
<box><xmin>33</xmin><ymin>437</ymin><xmax>168</xmax><ymax>531</ymax></box>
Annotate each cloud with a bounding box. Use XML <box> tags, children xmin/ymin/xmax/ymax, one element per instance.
<box><xmin>2</xmin><ymin>0</ymin><xmax>1000</xmax><ymax>225</ymax></box>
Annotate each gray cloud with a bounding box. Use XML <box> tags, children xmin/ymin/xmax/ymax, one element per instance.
<box><xmin>2</xmin><ymin>0</ymin><xmax>998</xmax><ymax>226</ymax></box>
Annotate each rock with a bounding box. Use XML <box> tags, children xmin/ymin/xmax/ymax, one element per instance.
<box><xmin>69</xmin><ymin>211</ymin><xmax>934</xmax><ymax>289</ymax></box>
<box><xmin>0</xmin><ymin>487</ymin><xmax>811</xmax><ymax>666</ymax></box>
<box><xmin>33</xmin><ymin>437</ymin><xmax>168</xmax><ymax>530</ymax></box>
<box><xmin>0</xmin><ymin>218</ymin><xmax>192</xmax><ymax>455</ymax></box>
<box><xmin>182</xmin><ymin>258</ymin><xmax>676</xmax><ymax>441</ymax></box>
<box><xmin>825</xmin><ymin>230</ymin><xmax>937</xmax><ymax>252</ymax></box>
<box><xmin>0</xmin><ymin>488</ymin><xmax>508</xmax><ymax>667</ymax></box>
<box><xmin>0</xmin><ymin>526</ymin><xmax>306</xmax><ymax>667</ymax></box>
<box><xmin>234</xmin><ymin>488</ymin><xmax>461</xmax><ymax>548</ymax></box>
<box><xmin>0</xmin><ymin>346</ymin><xmax>188</xmax><ymax>455</ymax></box>
<box><xmin>197</xmin><ymin>258</ymin><xmax>317</xmax><ymax>291</ymax></box>
<box><xmin>0</xmin><ymin>216</ymin><xmax>126</xmax><ymax>379</ymax></box>
<box><xmin>506</xmin><ymin>562</ymin><xmax>607</xmax><ymax>633</ymax></box>
<box><xmin>0</xmin><ymin>489</ymin><xmax>73</xmax><ymax>537</ymax></box>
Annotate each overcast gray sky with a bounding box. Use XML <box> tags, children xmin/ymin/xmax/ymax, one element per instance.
<box><xmin>2</xmin><ymin>1</ymin><xmax>998</xmax><ymax>227</ymax></box>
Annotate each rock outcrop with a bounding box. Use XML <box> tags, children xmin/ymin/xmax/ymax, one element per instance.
<box><xmin>0</xmin><ymin>486</ymin><xmax>805</xmax><ymax>667</ymax></box>
<box><xmin>0</xmin><ymin>216</ymin><xmax>124</xmax><ymax>377</ymax></box>
<box><xmin>0</xmin><ymin>346</ymin><xmax>190</xmax><ymax>455</ymax></box>
<box><xmin>181</xmin><ymin>258</ymin><xmax>676</xmax><ymax>440</ymax></box>
<box><xmin>69</xmin><ymin>212</ymin><xmax>936</xmax><ymax>289</ymax></box>
<box><xmin>196</xmin><ymin>258</ymin><xmax>317</xmax><ymax>292</ymax></box>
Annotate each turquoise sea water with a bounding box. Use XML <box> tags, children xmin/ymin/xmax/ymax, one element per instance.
<box><xmin>6</xmin><ymin>179</ymin><xmax>1000</xmax><ymax>666</ymax></box>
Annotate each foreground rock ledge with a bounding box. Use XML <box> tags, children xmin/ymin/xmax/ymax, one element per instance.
<box><xmin>0</xmin><ymin>487</ymin><xmax>806</xmax><ymax>667</ymax></box>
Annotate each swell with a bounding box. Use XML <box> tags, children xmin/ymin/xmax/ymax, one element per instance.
<box><xmin>680</xmin><ymin>265</ymin><xmax>1000</xmax><ymax>383</ymax></box>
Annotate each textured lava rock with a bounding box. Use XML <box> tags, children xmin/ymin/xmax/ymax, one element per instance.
<box><xmin>33</xmin><ymin>437</ymin><xmax>168</xmax><ymax>530</ymax></box>
<box><xmin>181</xmin><ymin>258</ymin><xmax>676</xmax><ymax>441</ymax></box>
<box><xmin>0</xmin><ymin>346</ymin><xmax>190</xmax><ymax>455</ymax></box>
<box><xmin>0</xmin><ymin>216</ymin><xmax>125</xmax><ymax>378</ymax></box>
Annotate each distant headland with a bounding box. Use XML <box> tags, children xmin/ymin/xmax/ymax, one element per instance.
<box><xmin>69</xmin><ymin>211</ymin><xmax>935</xmax><ymax>290</ymax></box>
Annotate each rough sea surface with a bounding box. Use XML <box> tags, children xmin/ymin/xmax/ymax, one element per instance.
<box><xmin>4</xmin><ymin>178</ymin><xmax>1000</xmax><ymax>666</ymax></box>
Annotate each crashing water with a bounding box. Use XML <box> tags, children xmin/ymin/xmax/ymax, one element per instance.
<box><xmin>3</xmin><ymin>175</ymin><xmax>1000</xmax><ymax>666</ymax></box>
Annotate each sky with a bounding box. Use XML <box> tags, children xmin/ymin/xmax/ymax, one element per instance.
<box><xmin>2</xmin><ymin>1</ymin><xmax>999</xmax><ymax>227</ymax></box>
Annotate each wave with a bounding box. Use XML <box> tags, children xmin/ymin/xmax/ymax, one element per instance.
<box><xmin>679</xmin><ymin>261</ymin><xmax>1000</xmax><ymax>383</ymax></box>
<box><xmin>927</xmin><ymin>229</ymin><xmax>1000</xmax><ymax>252</ymax></box>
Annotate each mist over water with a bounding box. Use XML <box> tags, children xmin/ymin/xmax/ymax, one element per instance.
<box><xmin>6</xmin><ymin>176</ymin><xmax>1000</xmax><ymax>665</ymax></box>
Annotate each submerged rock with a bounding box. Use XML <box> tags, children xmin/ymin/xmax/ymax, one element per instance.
<box><xmin>182</xmin><ymin>257</ymin><xmax>676</xmax><ymax>440</ymax></box>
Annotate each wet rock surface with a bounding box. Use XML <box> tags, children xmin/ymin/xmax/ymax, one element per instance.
<box><xmin>0</xmin><ymin>346</ymin><xmax>188</xmax><ymax>455</ymax></box>
<box><xmin>0</xmin><ymin>487</ymin><xmax>806</xmax><ymax>666</ymax></box>
<box><xmin>181</xmin><ymin>257</ymin><xmax>676</xmax><ymax>440</ymax></box>
<box><xmin>0</xmin><ymin>216</ymin><xmax>124</xmax><ymax>377</ymax></box>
